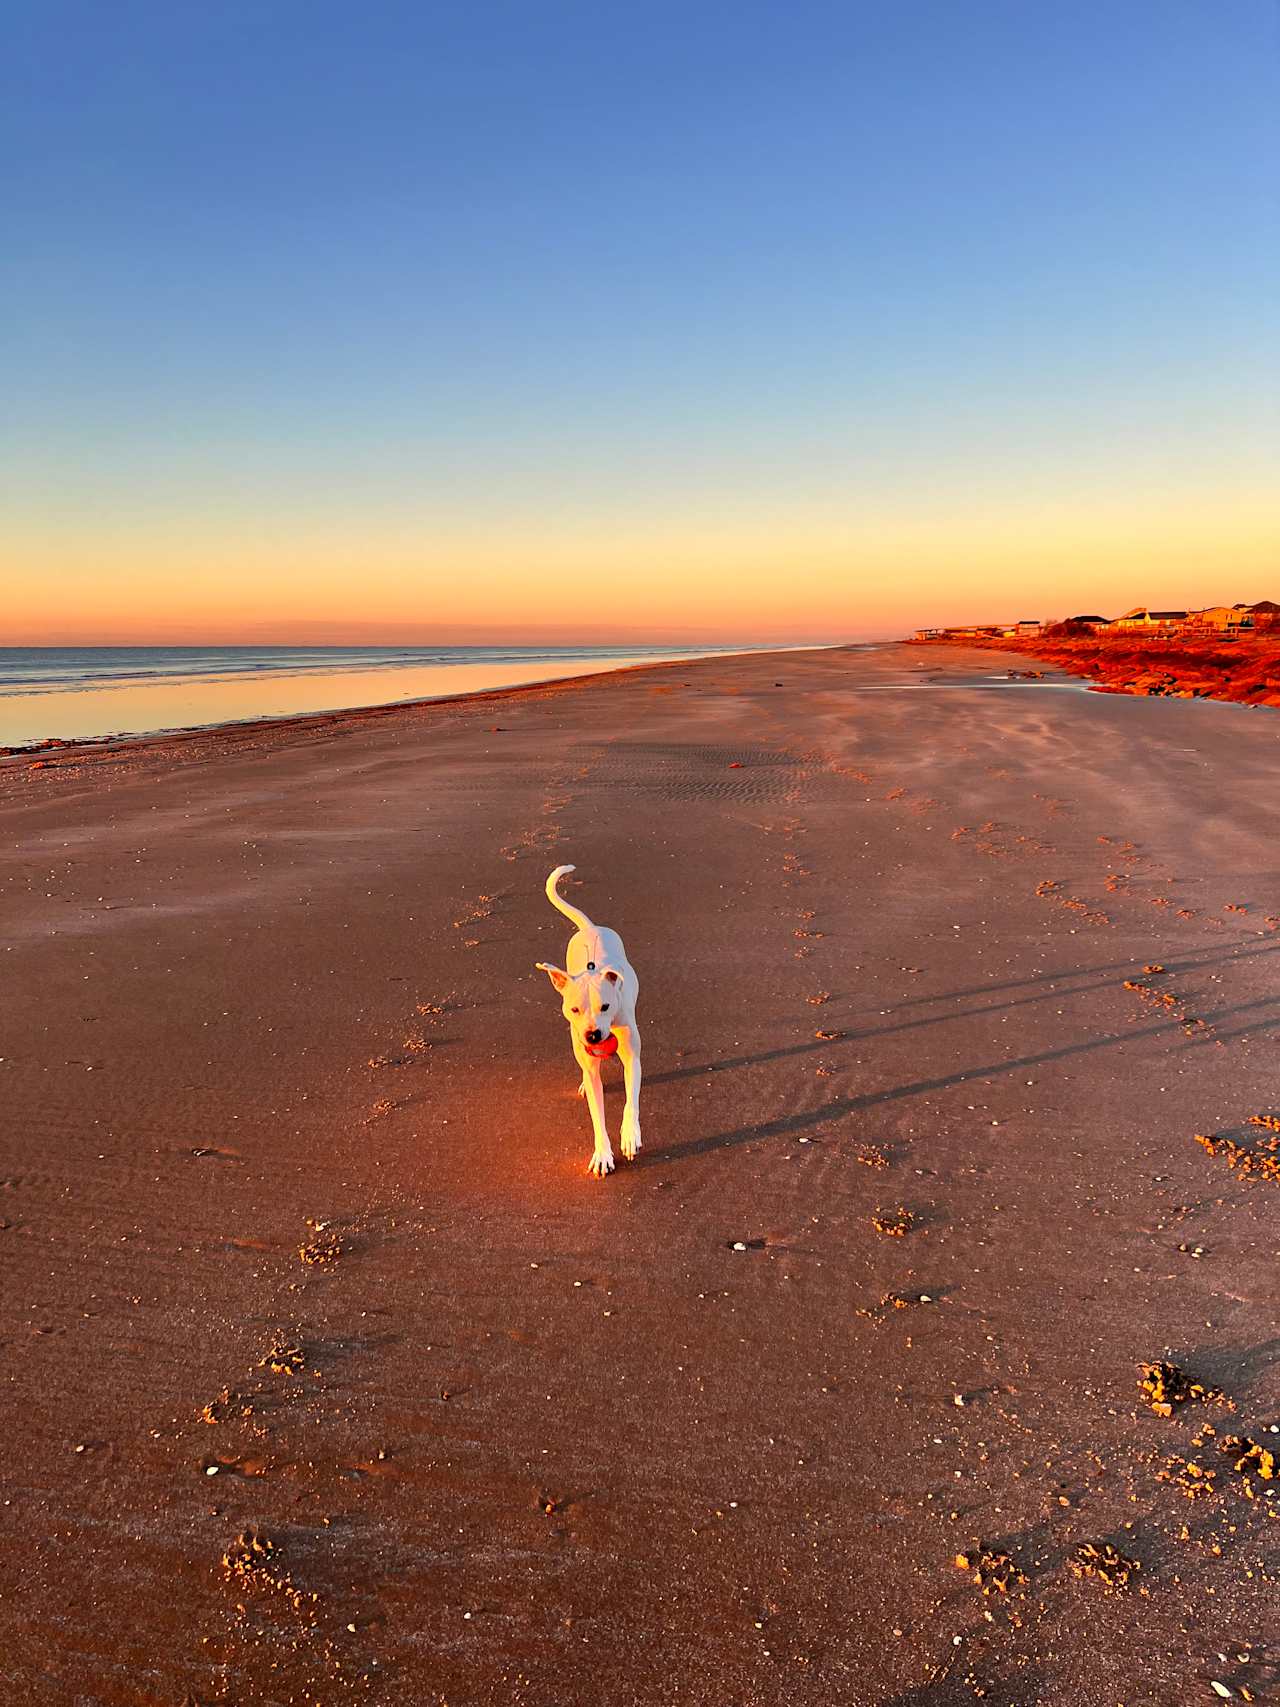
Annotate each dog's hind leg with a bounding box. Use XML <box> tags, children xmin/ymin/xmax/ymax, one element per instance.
<box><xmin>572</xmin><ymin>1041</ymin><xmax>614</xmax><ymax>1177</ymax></box>
<box><xmin>615</xmin><ymin>1025</ymin><xmax>642</xmax><ymax>1162</ymax></box>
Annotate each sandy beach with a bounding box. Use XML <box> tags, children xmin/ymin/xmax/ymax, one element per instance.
<box><xmin>3</xmin><ymin>641</ymin><xmax>1279</xmax><ymax>1706</ymax></box>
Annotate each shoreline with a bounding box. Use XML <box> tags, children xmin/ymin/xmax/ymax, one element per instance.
<box><xmin>0</xmin><ymin>642</ymin><xmax>831</xmax><ymax>768</ymax></box>
<box><xmin>4</xmin><ymin>640</ymin><xmax>1278</xmax><ymax>1704</ymax></box>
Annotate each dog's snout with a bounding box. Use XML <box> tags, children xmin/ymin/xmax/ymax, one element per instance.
<box><xmin>584</xmin><ymin>1028</ymin><xmax>602</xmax><ymax>1046</ymax></box>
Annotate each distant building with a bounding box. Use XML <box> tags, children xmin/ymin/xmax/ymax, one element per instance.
<box><xmin>1187</xmin><ymin>604</ymin><xmax>1254</xmax><ymax>633</ymax></box>
<box><xmin>1114</xmin><ymin>607</ymin><xmax>1188</xmax><ymax>632</ymax></box>
<box><xmin>915</xmin><ymin>601</ymin><xmax>1274</xmax><ymax>645</ymax></box>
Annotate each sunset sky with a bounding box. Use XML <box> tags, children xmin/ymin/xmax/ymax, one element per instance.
<box><xmin>3</xmin><ymin>0</ymin><xmax>1277</xmax><ymax>644</ymax></box>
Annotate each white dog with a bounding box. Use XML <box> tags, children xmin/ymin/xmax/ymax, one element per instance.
<box><xmin>536</xmin><ymin>864</ymin><xmax>642</xmax><ymax>1177</ymax></box>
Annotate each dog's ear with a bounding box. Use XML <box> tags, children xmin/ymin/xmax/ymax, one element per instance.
<box><xmin>535</xmin><ymin>961</ymin><xmax>569</xmax><ymax>992</ymax></box>
<box><xmin>604</xmin><ymin>968</ymin><xmax>621</xmax><ymax>984</ymax></box>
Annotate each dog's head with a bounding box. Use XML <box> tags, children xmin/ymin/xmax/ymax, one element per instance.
<box><xmin>536</xmin><ymin>962</ymin><xmax>622</xmax><ymax>1055</ymax></box>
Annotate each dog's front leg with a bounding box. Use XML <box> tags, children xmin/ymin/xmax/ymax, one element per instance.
<box><xmin>615</xmin><ymin>1025</ymin><xmax>642</xmax><ymax>1162</ymax></box>
<box><xmin>572</xmin><ymin>1043</ymin><xmax>613</xmax><ymax>1176</ymax></box>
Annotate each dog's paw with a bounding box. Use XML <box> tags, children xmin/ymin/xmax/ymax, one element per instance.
<box><xmin>620</xmin><ymin>1117</ymin><xmax>642</xmax><ymax>1161</ymax></box>
<box><xmin>588</xmin><ymin>1148</ymin><xmax>615</xmax><ymax>1177</ymax></box>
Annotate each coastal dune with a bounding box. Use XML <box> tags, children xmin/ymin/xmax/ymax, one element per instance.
<box><xmin>2</xmin><ymin>643</ymin><xmax>1278</xmax><ymax>1705</ymax></box>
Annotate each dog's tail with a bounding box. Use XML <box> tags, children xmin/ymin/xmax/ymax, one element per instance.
<box><xmin>546</xmin><ymin>865</ymin><xmax>594</xmax><ymax>933</ymax></box>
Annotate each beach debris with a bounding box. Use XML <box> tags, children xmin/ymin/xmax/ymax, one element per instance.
<box><xmin>727</xmin><ymin>1237</ymin><xmax>766</xmax><ymax>1252</ymax></box>
<box><xmin>806</xmin><ymin>992</ymin><xmax>831</xmax><ymax>1005</ymax></box>
<box><xmin>204</xmin><ymin>1453</ymin><xmax>267</xmax><ymax>1478</ymax></box>
<box><xmin>200</xmin><ymin>1388</ymin><xmax>253</xmax><ymax>1425</ymax></box>
<box><xmin>953</xmin><ymin>1546</ymin><xmax>1027</xmax><ymax>1596</ymax></box>
<box><xmin>856</xmin><ymin>1289</ymin><xmax>935</xmax><ymax>1319</ymax></box>
<box><xmin>1139</xmin><ymin>1360</ymin><xmax>1232</xmax><ymax>1417</ymax></box>
<box><xmin>1034</xmin><ymin>879</ymin><xmax>1110</xmax><ymax>926</ymax></box>
<box><xmin>1195</xmin><ymin>1122</ymin><xmax>1280</xmax><ymax>1183</ymax></box>
<box><xmin>221</xmin><ymin>1529</ymin><xmax>316</xmax><ymax>1613</ymax></box>
<box><xmin>1218</xmin><ymin>1434</ymin><xmax>1277</xmax><ymax>1487</ymax></box>
<box><xmin>298</xmin><ymin>1220</ymin><xmax>346</xmax><ymax>1266</ymax></box>
<box><xmin>856</xmin><ymin>1144</ymin><xmax>889</xmax><ymax>1169</ymax></box>
<box><xmin>873</xmin><ymin>1207</ymin><xmax>915</xmax><ymax>1237</ymax></box>
<box><xmin>813</xmin><ymin>1028</ymin><xmax>844</xmax><ymax>1041</ymax></box>
<box><xmin>1124</xmin><ymin>978</ymin><xmax>1210</xmax><ymax>1035</ymax></box>
<box><xmin>259</xmin><ymin>1334</ymin><xmax>307</xmax><ymax>1375</ymax></box>
<box><xmin>1068</xmin><ymin>1541</ymin><xmax>1141</xmax><ymax>1591</ymax></box>
<box><xmin>1156</xmin><ymin>1454</ymin><xmax>1219</xmax><ymax>1500</ymax></box>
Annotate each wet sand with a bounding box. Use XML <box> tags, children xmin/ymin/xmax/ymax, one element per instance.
<box><xmin>2</xmin><ymin>643</ymin><xmax>1278</xmax><ymax>1706</ymax></box>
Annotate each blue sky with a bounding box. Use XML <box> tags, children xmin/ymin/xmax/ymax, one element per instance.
<box><xmin>2</xmin><ymin>0</ymin><xmax>1277</xmax><ymax>640</ymax></box>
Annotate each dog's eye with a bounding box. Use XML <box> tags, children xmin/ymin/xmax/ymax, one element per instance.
<box><xmin>600</xmin><ymin>1003</ymin><xmax>610</xmax><ymax>1012</ymax></box>
<box><xmin>571</xmin><ymin>1006</ymin><xmax>581</xmax><ymax>1014</ymax></box>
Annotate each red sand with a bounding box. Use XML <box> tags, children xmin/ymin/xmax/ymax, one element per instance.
<box><xmin>1</xmin><ymin>643</ymin><xmax>1278</xmax><ymax>1705</ymax></box>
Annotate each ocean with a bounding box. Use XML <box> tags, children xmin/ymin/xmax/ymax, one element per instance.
<box><xmin>0</xmin><ymin>643</ymin><xmax>759</xmax><ymax>748</ymax></box>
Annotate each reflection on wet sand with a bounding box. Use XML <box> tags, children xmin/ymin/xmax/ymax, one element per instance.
<box><xmin>0</xmin><ymin>653</ymin><xmax>710</xmax><ymax>747</ymax></box>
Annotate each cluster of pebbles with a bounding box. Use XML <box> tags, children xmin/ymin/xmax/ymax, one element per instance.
<box><xmin>1068</xmin><ymin>1541</ymin><xmax>1142</xmax><ymax>1592</ymax></box>
<box><xmin>1195</xmin><ymin>1116</ymin><xmax>1280</xmax><ymax>1183</ymax></box>
<box><xmin>221</xmin><ymin>1529</ymin><xmax>317</xmax><ymax>1616</ymax></box>
<box><xmin>1138</xmin><ymin>1360</ymin><xmax>1232</xmax><ymax>1418</ymax></box>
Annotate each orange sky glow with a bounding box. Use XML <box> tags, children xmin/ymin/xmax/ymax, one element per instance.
<box><xmin>6</xmin><ymin>488</ymin><xmax>1276</xmax><ymax>645</ymax></box>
